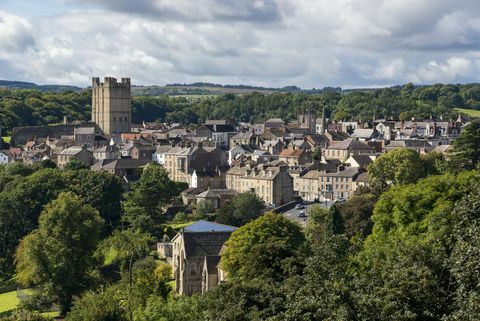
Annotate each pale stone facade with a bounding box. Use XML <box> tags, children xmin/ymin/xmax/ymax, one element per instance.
<box><xmin>172</xmin><ymin>221</ymin><xmax>236</xmax><ymax>296</ymax></box>
<box><xmin>92</xmin><ymin>77</ymin><xmax>131</xmax><ymax>135</ymax></box>
<box><xmin>226</xmin><ymin>161</ymin><xmax>294</xmax><ymax>206</ymax></box>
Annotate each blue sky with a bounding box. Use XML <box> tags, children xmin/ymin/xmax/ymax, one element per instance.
<box><xmin>1</xmin><ymin>0</ymin><xmax>480</xmax><ymax>88</ymax></box>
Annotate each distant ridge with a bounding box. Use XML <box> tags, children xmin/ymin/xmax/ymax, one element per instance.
<box><xmin>0</xmin><ymin>80</ymin><xmax>82</xmax><ymax>92</ymax></box>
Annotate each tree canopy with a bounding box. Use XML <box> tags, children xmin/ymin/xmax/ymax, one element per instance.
<box><xmin>15</xmin><ymin>192</ymin><xmax>104</xmax><ymax>315</ymax></box>
<box><xmin>215</xmin><ymin>192</ymin><xmax>265</xmax><ymax>227</ymax></box>
<box><xmin>220</xmin><ymin>212</ymin><xmax>305</xmax><ymax>281</ymax></box>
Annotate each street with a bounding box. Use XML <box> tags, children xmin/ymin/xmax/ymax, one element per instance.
<box><xmin>282</xmin><ymin>200</ymin><xmax>336</xmax><ymax>227</ymax></box>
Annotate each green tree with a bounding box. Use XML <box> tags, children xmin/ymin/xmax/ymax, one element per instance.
<box><xmin>63</xmin><ymin>159</ymin><xmax>88</xmax><ymax>170</ymax></box>
<box><xmin>215</xmin><ymin>192</ymin><xmax>265</xmax><ymax>227</ymax></box>
<box><xmin>277</xmin><ymin>235</ymin><xmax>356</xmax><ymax>321</ymax></box>
<box><xmin>63</xmin><ymin>169</ymin><xmax>124</xmax><ymax>231</ymax></box>
<box><xmin>15</xmin><ymin>192</ymin><xmax>103</xmax><ymax>315</ymax></box>
<box><xmin>447</xmin><ymin>183</ymin><xmax>480</xmax><ymax>320</ymax></box>
<box><xmin>368</xmin><ymin>148</ymin><xmax>425</xmax><ymax>191</ymax></box>
<box><xmin>66</xmin><ymin>285</ymin><xmax>127</xmax><ymax>321</ymax></box>
<box><xmin>220</xmin><ymin>212</ymin><xmax>305</xmax><ymax>281</ymax></box>
<box><xmin>305</xmin><ymin>205</ymin><xmax>344</xmax><ymax>245</ymax></box>
<box><xmin>0</xmin><ymin>169</ymin><xmax>66</xmax><ymax>279</ymax></box>
<box><xmin>450</xmin><ymin>119</ymin><xmax>480</xmax><ymax>170</ymax></box>
<box><xmin>337</xmin><ymin>188</ymin><xmax>377</xmax><ymax>237</ymax></box>
<box><xmin>96</xmin><ymin>229</ymin><xmax>152</xmax><ymax>321</ymax></box>
<box><xmin>122</xmin><ymin>163</ymin><xmax>186</xmax><ymax>236</ymax></box>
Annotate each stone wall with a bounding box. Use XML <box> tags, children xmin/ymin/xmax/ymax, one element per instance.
<box><xmin>11</xmin><ymin>122</ymin><xmax>101</xmax><ymax>146</ymax></box>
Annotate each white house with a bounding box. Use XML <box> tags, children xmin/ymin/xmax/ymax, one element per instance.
<box><xmin>0</xmin><ymin>151</ymin><xmax>11</xmax><ymax>165</ymax></box>
<box><xmin>152</xmin><ymin>145</ymin><xmax>172</xmax><ymax>165</ymax></box>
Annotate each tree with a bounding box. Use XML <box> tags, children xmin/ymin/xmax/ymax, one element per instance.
<box><xmin>63</xmin><ymin>169</ymin><xmax>124</xmax><ymax>231</ymax></box>
<box><xmin>66</xmin><ymin>285</ymin><xmax>127</xmax><ymax>321</ymax></box>
<box><xmin>450</xmin><ymin>119</ymin><xmax>480</xmax><ymax>170</ymax></box>
<box><xmin>0</xmin><ymin>169</ymin><xmax>67</xmax><ymax>280</ymax></box>
<box><xmin>337</xmin><ymin>188</ymin><xmax>377</xmax><ymax>237</ymax></box>
<box><xmin>63</xmin><ymin>159</ymin><xmax>88</xmax><ymax>170</ymax></box>
<box><xmin>305</xmin><ymin>205</ymin><xmax>344</xmax><ymax>245</ymax></box>
<box><xmin>447</xmin><ymin>183</ymin><xmax>480</xmax><ymax>320</ymax></box>
<box><xmin>96</xmin><ymin>229</ymin><xmax>152</xmax><ymax>321</ymax></box>
<box><xmin>277</xmin><ymin>235</ymin><xmax>356</xmax><ymax>321</ymax></box>
<box><xmin>368</xmin><ymin>148</ymin><xmax>425</xmax><ymax>191</ymax></box>
<box><xmin>353</xmin><ymin>171</ymin><xmax>480</xmax><ymax>320</ymax></box>
<box><xmin>215</xmin><ymin>192</ymin><xmax>265</xmax><ymax>227</ymax></box>
<box><xmin>15</xmin><ymin>192</ymin><xmax>103</xmax><ymax>315</ymax></box>
<box><xmin>122</xmin><ymin>163</ymin><xmax>186</xmax><ymax>236</ymax></box>
<box><xmin>220</xmin><ymin>212</ymin><xmax>305</xmax><ymax>281</ymax></box>
<box><xmin>38</xmin><ymin>159</ymin><xmax>57</xmax><ymax>169</ymax></box>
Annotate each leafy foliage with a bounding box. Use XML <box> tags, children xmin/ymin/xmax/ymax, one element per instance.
<box><xmin>450</xmin><ymin>119</ymin><xmax>480</xmax><ymax>170</ymax></box>
<box><xmin>215</xmin><ymin>192</ymin><xmax>265</xmax><ymax>227</ymax></box>
<box><xmin>15</xmin><ymin>192</ymin><xmax>104</xmax><ymax>315</ymax></box>
<box><xmin>220</xmin><ymin>212</ymin><xmax>305</xmax><ymax>281</ymax></box>
<box><xmin>122</xmin><ymin>163</ymin><xmax>186</xmax><ymax>236</ymax></box>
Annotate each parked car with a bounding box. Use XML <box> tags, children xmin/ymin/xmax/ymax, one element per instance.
<box><xmin>295</xmin><ymin>203</ymin><xmax>305</xmax><ymax>209</ymax></box>
<box><xmin>298</xmin><ymin>211</ymin><xmax>306</xmax><ymax>218</ymax></box>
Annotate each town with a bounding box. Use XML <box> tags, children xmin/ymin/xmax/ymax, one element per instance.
<box><xmin>0</xmin><ymin>76</ymin><xmax>474</xmax><ymax>305</ymax></box>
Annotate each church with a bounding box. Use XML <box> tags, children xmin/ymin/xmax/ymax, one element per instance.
<box><xmin>171</xmin><ymin>220</ymin><xmax>237</xmax><ymax>296</ymax></box>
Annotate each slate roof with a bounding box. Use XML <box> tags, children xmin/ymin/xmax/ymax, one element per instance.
<box><xmin>329</xmin><ymin>138</ymin><xmax>374</xmax><ymax>151</ymax></box>
<box><xmin>183</xmin><ymin>220</ymin><xmax>237</xmax><ymax>233</ymax></box>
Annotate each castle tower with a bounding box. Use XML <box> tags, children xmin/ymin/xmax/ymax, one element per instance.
<box><xmin>298</xmin><ymin>108</ymin><xmax>316</xmax><ymax>134</ymax></box>
<box><xmin>92</xmin><ymin>77</ymin><xmax>131</xmax><ymax>135</ymax></box>
<box><xmin>320</xmin><ymin>106</ymin><xmax>326</xmax><ymax>135</ymax></box>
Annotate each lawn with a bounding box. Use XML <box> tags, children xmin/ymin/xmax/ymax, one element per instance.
<box><xmin>454</xmin><ymin>108</ymin><xmax>480</xmax><ymax>118</ymax></box>
<box><xmin>166</xmin><ymin>222</ymin><xmax>193</xmax><ymax>230</ymax></box>
<box><xmin>1</xmin><ymin>137</ymin><xmax>10</xmax><ymax>143</ymax></box>
<box><xmin>0</xmin><ymin>290</ymin><xmax>19</xmax><ymax>313</ymax></box>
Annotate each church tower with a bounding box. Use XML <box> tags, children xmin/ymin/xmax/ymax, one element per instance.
<box><xmin>92</xmin><ymin>77</ymin><xmax>131</xmax><ymax>135</ymax></box>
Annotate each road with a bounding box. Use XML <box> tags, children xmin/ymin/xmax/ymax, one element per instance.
<box><xmin>282</xmin><ymin>200</ymin><xmax>336</xmax><ymax>227</ymax></box>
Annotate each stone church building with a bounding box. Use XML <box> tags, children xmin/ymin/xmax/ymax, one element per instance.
<box><xmin>171</xmin><ymin>221</ymin><xmax>237</xmax><ymax>295</ymax></box>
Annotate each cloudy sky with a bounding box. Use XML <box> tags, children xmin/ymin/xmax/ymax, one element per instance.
<box><xmin>1</xmin><ymin>0</ymin><xmax>480</xmax><ymax>88</ymax></box>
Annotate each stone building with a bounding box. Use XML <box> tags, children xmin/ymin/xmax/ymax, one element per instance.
<box><xmin>172</xmin><ymin>221</ymin><xmax>237</xmax><ymax>296</ymax></box>
<box><xmin>57</xmin><ymin>146</ymin><xmax>94</xmax><ymax>169</ymax></box>
<box><xmin>324</xmin><ymin>138</ymin><xmax>376</xmax><ymax>162</ymax></box>
<box><xmin>226</xmin><ymin>161</ymin><xmax>294</xmax><ymax>206</ymax></box>
<box><xmin>92</xmin><ymin>77</ymin><xmax>131</xmax><ymax>135</ymax></box>
<box><xmin>296</xmin><ymin>167</ymin><xmax>366</xmax><ymax>201</ymax></box>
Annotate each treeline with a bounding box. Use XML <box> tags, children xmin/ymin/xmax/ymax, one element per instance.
<box><xmin>2</xmin><ymin>83</ymin><xmax>480</xmax><ymax>134</ymax></box>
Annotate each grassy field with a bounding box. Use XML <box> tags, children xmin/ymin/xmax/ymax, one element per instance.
<box><xmin>166</xmin><ymin>222</ymin><xmax>193</xmax><ymax>230</ymax></box>
<box><xmin>1</xmin><ymin>137</ymin><xmax>11</xmax><ymax>143</ymax></box>
<box><xmin>0</xmin><ymin>290</ymin><xmax>20</xmax><ymax>313</ymax></box>
<box><xmin>454</xmin><ymin>108</ymin><xmax>480</xmax><ymax>117</ymax></box>
<box><xmin>0</xmin><ymin>290</ymin><xmax>59</xmax><ymax>317</ymax></box>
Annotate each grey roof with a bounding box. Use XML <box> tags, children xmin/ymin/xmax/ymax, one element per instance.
<box><xmin>74</xmin><ymin>127</ymin><xmax>95</xmax><ymax>135</ymax></box>
<box><xmin>59</xmin><ymin>146</ymin><xmax>87</xmax><ymax>155</ymax></box>
<box><xmin>96</xmin><ymin>158</ymin><xmax>150</xmax><ymax>170</ymax></box>
<box><xmin>329</xmin><ymin>138</ymin><xmax>374</xmax><ymax>151</ymax></box>
<box><xmin>196</xmin><ymin>189</ymin><xmax>237</xmax><ymax>198</ymax></box>
<box><xmin>183</xmin><ymin>220</ymin><xmax>237</xmax><ymax>233</ymax></box>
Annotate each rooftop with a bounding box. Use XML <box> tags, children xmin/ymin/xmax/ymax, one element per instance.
<box><xmin>183</xmin><ymin>220</ymin><xmax>237</xmax><ymax>233</ymax></box>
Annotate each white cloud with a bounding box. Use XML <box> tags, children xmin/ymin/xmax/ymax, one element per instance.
<box><xmin>3</xmin><ymin>1</ymin><xmax>480</xmax><ymax>87</ymax></box>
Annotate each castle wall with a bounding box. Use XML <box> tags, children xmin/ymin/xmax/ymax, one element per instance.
<box><xmin>11</xmin><ymin>123</ymin><xmax>101</xmax><ymax>146</ymax></box>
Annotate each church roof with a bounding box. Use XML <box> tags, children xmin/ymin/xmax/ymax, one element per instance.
<box><xmin>183</xmin><ymin>220</ymin><xmax>237</xmax><ymax>233</ymax></box>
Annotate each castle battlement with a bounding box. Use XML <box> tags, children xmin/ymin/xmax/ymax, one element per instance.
<box><xmin>92</xmin><ymin>76</ymin><xmax>131</xmax><ymax>88</ymax></box>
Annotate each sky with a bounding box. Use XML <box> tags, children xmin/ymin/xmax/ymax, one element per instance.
<box><xmin>1</xmin><ymin>0</ymin><xmax>480</xmax><ymax>88</ymax></box>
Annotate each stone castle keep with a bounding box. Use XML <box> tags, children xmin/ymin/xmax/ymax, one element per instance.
<box><xmin>92</xmin><ymin>77</ymin><xmax>132</xmax><ymax>135</ymax></box>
